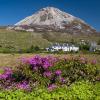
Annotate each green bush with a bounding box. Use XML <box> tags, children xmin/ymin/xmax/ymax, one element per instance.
<box><xmin>13</xmin><ymin>56</ymin><xmax>99</xmax><ymax>88</ymax></box>
<box><xmin>51</xmin><ymin>57</ymin><xmax>99</xmax><ymax>85</ymax></box>
<box><xmin>79</xmin><ymin>44</ymin><xmax>90</xmax><ymax>51</ymax></box>
<box><xmin>0</xmin><ymin>80</ymin><xmax>99</xmax><ymax>100</ymax></box>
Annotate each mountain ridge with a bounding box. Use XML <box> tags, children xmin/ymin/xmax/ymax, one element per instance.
<box><xmin>8</xmin><ymin>7</ymin><xmax>97</xmax><ymax>34</ymax></box>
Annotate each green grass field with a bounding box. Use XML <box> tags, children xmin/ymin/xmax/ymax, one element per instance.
<box><xmin>0</xmin><ymin>28</ymin><xmax>100</xmax><ymax>51</ymax></box>
<box><xmin>0</xmin><ymin>28</ymin><xmax>50</xmax><ymax>50</ymax></box>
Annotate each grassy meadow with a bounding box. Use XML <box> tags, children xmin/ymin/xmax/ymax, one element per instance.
<box><xmin>0</xmin><ymin>28</ymin><xmax>50</xmax><ymax>50</ymax></box>
<box><xmin>0</xmin><ymin>28</ymin><xmax>100</xmax><ymax>51</ymax></box>
<box><xmin>0</xmin><ymin>28</ymin><xmax>100</xmax><ymax>100</ymax></box>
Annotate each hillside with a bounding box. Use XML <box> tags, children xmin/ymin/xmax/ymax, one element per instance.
<box><xmin>0</xmin><ymin>28</ymin><xmax>100</xmax><ymax>52</ymax></box>
<box><xmin>0</xmin><ymin>28</ymin><xmax>50</xmax><ymax>50</ymax></box>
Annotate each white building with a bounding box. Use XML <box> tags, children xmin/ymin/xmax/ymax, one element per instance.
<box><xmin>46</xmin><ymin>43</ymin><xmax>79</xmax><ymax>52</ymax></box>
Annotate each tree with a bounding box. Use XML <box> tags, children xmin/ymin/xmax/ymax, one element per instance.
<box><xmin>34</xmin><ymin>46</ymin><xmax>40</xmax><ymax>51</ymax></box>
<box><xmin>97</xmin><ymin>40</ymin><xmax>100</xmax><ymax>45</ymax></box>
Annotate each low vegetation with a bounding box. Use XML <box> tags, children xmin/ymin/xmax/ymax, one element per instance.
<box><xmin>0</xmin><ymin>55</ymin><xmax>100</xmax><ymax>99</ymax></box>
<box><xmin>0</xmin><ymin>81</ymin><xmax>100</xmax><ymax>100</ymax></box>
<box><xmin>0</xmin><ymin>28</ymin><xmax>100</xmax><ymax>53</ymax></box>
<box><xmin>0</xmin><ymin>28</ymin><xmax>100</xmax><ymax>99</ymax></box>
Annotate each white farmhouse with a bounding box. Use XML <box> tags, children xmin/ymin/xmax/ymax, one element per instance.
<box><xmin>62</xmin><ymin>44</ymin><xmax>79</xmax><ymax>52</ymax></box>
<box><xmin>46</xmin><ymin>43</ymin><xmax>79</xmax><ymax>52</ymax></box>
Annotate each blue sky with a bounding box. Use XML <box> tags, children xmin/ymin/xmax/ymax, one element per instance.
<box><xmin>0</xmin><ymin>0</ymin><xmax>100</xmax><ymax>31</ymax></box>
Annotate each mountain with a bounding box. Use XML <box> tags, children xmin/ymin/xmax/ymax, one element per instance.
<box><xmin>8</xmin><ymin>7</ymin><xmax>97</xmax><ymax>34</ymax></box>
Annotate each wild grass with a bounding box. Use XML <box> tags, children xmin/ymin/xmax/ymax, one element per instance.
<box><xmin>0</xmin><ymin>28</ymin><xmax>100</xmax><ymax>51</ymax></box>
<box><xmin>0</xmin><ymin>29</ymin><xmax>50</xmax><ymax>50</ymax></box>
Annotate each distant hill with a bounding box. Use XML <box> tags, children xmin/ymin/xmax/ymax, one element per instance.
<box><xmin>8</xmin><ymin>7</ymin><xmax>97</xmax><ymax>35</ymax></box>
<box><xmin>0</xmin><ymin>28</ymin><xmax>99</xmax><ymax>52</ymax></box>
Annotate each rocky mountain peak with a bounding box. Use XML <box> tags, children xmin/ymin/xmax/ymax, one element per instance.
<box><xmin>15</xmin><ymin>7</ymin><xmax>76</xmax><ymax>26</ymax></box>
<box><xmin>9</xmin><ymin>7</ymin><xmax>96</xmax><ymax>34</ymax></box>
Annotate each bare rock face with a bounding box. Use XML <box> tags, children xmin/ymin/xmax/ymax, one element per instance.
<box><xmin>10</xmin><ymin>7</ymin><xmax>96</xmax><ymax>34</ymax></box>
<box><xmin>15</xmin><ymin>7</ymin><xmax>75</xmax><ymax>27</ymax></box>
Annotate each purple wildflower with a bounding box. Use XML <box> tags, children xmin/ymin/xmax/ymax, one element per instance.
<box><xmin>33</xmin><ymin>66</ymin><xmax>38</xmax><ymax>71</ymax></box>
<box><xmin>29</xmin><ymin>58</ymin><xmax>37</xmax><ymax>65</ymax></box>
<box><xmin>0</xmin><ymin>67</ymin><xmax>13</xmax><ymax>79</ymax></box>
<box><xmin>43</xmin><ymin>61</ymin><xmax>51</xmax><ymax>69</ymax></box>
<box><xmin>17</xmin><ymin>81</ymin><xmax>30</xmax><ymax>90</ymax></box>
<box><xmin>60</xmin><ymin>77</ymin><xmax>66</xmax><ymax>83</ymax></box>
<box><xmin>28</xmin><ymin>55</ymin><xmax>42</xmax><ymax>65</ymax></box>
<box><xmin>48</xmin><ymin>84</ymin><xmax>57</xmax><ymax>91</ymax></box>
<box><xmin>0</xmin><ymin>74</ymin><xmax>8</xmax><ymax>79</ymax></box>
<box><xmin>91</xmin><ymin>59</ymin><xmax>97</xmax><ymax>65</ymax></box>
<box><xmin>21</xmin><ymin>57</ymin><xmax>29</xmax><ymax>64</ymax></box>
<box><xmin>43</xmin><ymin>71</ymin><xmax>52</xmax><ymax>78</ymax></box>
<box><xmin>55</xmin><ymin>70</ymin><xmax>62</xmax><ymax>76</ymax></box>
<box><xmin>80</xmin><ymin>57</ymin><xmax>87</xmax><ymax>64</ymax></box>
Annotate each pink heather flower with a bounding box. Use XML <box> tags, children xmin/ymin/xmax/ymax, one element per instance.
<box><xmin>0</xmin><ymin>67</ymin><xmax>13</xmax><ymax>79</ymax></box>
<box><xmin>48</xmin><ymin>84</ymin><xmax>57</xmax><ymax>91</ymax></box>
<box><xmin>55</xmin><ymin>70</ymin><xmax>62</xmax><ymax>76</ymax></box>
<box><xmin>33</xmin><ymin>66</ymin><xmax>38</xmax><ymax>71</ymax></box>
<box><xmin>0</xmin><ymin>74</ymin><xmax>8</xmax><ymax>79</ymax></box>
<box><xmin>28</xmin><ymin>55</ymin><xmax>42</xmax><ymax>65</ymax></box>
<box><xmin>29</xmin><ymin>59</ymin><xmax>37</xmax><ymax>65</ymax></box>
<box><xmin>21</xmin><ymin>57</ymin><xmax>29</xmax><ymax>63</ymax></box>
<box><xmin>34</xmin><ymin>55</ymin><xmax>42</xmax><ymax>63</ymax></box>
<box><xmin>60</xmin><ymin>77</ymin><xmax>66</xmax><ymax>83</ymax></box>
<box><xmin>21</xmin><ymin>56</ymin><xmax>57</xmax><ymax>70</ymax></box>
<box><xmin>43</xmin><ymin>71</ymin><xmax>52</xmax><ymax>78</ymax></box>
<box><xmin>46</xmin><ymin>56</ymin><xmax>58</xmax><ymax>63</ymax></box>
<box><xmin>42</xmin><ymin>57</ymin><xmax>54</xmax><ymax>68</ymax></box>
<box><xmin>4</xmin><ymin>68</ymin><xmax>13</xmax><ymax>74</ymax></box>
<box><xmin>91</xmin><ymin>60</ymin><xmax>97</xmax><ymax>65</ymax></box>
<box><xmin>17</xmin><ymin>81</ymin><xmax>30</xmax><ymax>90</ymax></box>
<box><xmin>80</xmin><ymin>57</ymin><xmax>87</xmax><ymax>64</ymax></box>
<box><xmin>43</xmin><ymin>61</ymin><xmax>51</xmax><ymax>69</ymax></box>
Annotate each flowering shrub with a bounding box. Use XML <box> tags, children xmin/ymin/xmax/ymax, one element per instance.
<box><xmin>0</xmin><ymin>67</ymin><xmax>13</xmax><ymax>80</ymax></box>
<box><xmin>0</xmin><ymin>67</ymin><xmax>14</xmax><ymax>90</ymax></box>
<box><xmin>53</xmin><ymin>56</ymin><xmax>99</xmax><ymax>84</ymax></box>
<box><xmin>15</xmin><ymin>55</ymin><xmax>62</xmax><ymax>88</ymax></box>
<box><xmin>55</xmin><ymin>70</ymin><xmax>62</xmax><ymax>76</ymax></box>
<box><xmin>47</xmin><ymin>84</ymin><xmax>57</xmax><ymax>91</ymax></box>
<box><xmin>0</xmin><ymin>55</ymin><xmax>99</xmax><ymax>92</ymax></box>
<box><xmin>16</xmin><ymin>81</ymin><xmax>31</xmax><ymax>90</ymax></box>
